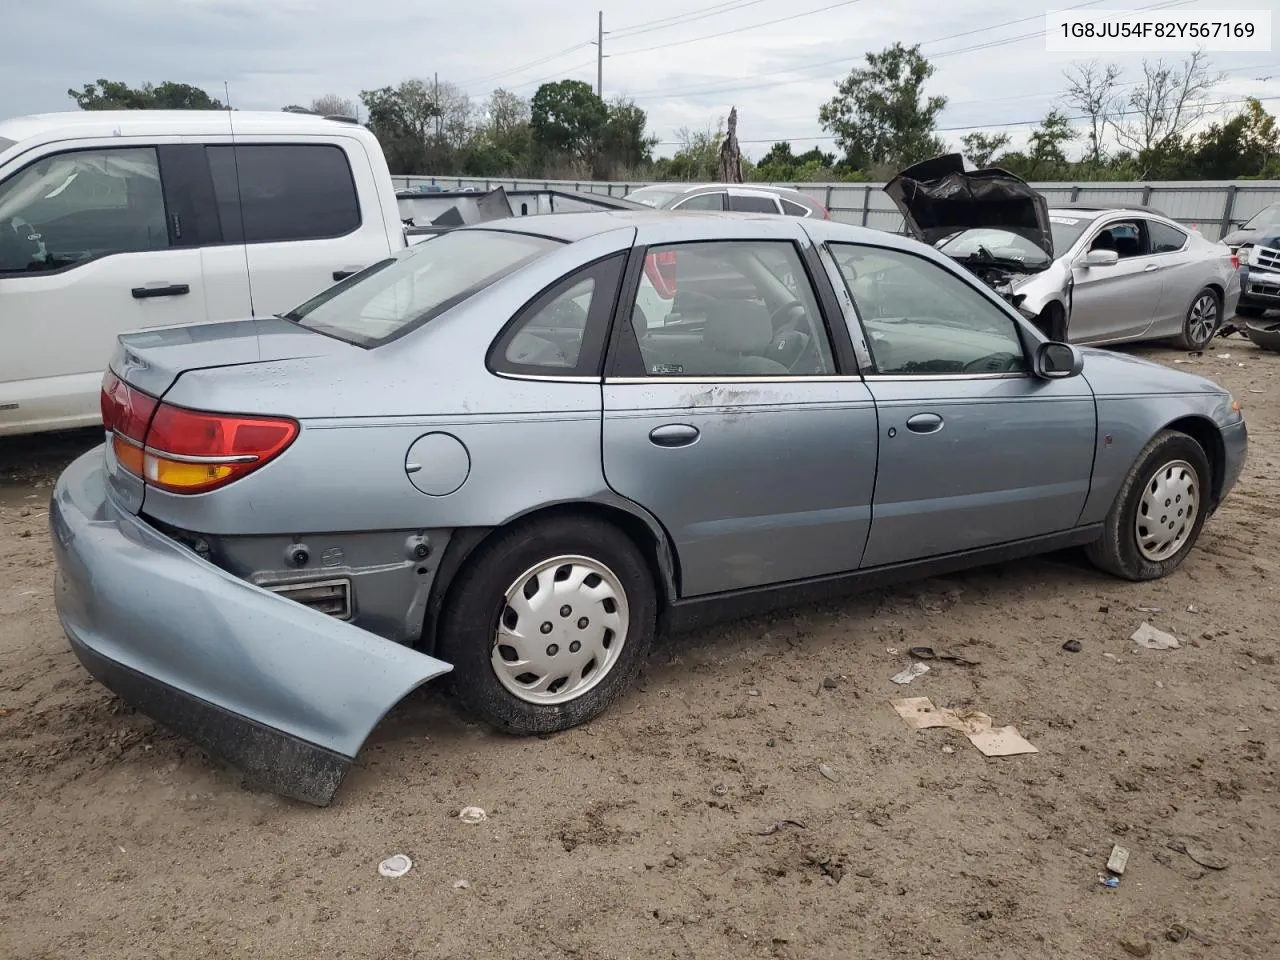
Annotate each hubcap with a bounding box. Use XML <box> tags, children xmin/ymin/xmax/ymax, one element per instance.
<box><xmin>491</xmin><ymin>555</ymin><xmax>628</xmax><ymax>705</ymax></box>
<box><xmin>1187</xmin><ymin>294</ymin><xmax>1219</xmax><ymax>346</ymax></box>
<box><xmin>1135</xmin><ymin>459</ymin><xmax>1199</xmax><ymax>562</ymax></box>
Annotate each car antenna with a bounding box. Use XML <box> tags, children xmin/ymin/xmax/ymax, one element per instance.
<box><xmin>224</xmin><ymin>81</ymin><xmax>258</xmax><ymax>327</ymax></box>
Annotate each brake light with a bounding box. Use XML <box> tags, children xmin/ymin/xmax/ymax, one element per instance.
<box><xmin>143</xmin><ymin>405</ymin><xmax>298</xmax><ymax>494</ymax></box>
<box><xmin>1231</xmin><ymin>254</ymin><xmax>1240</xmax><ymax>269</ymax></box>
<box><xmin>101</xmin><ymin>371</ymin><xmax>157</xmax><ymax>477</ymax></box>
<box><xmin>99</xmin><ymin>370</ymin><xmax>298</xmax><ymax>494</ymax></box>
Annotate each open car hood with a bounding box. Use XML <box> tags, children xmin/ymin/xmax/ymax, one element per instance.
<box><xmin>885</xmin><ymin>153</ymin><xmax>1054</xmax><ymax>262</ymax></box>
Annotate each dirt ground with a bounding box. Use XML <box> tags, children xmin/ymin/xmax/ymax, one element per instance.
<box><xmin>1</xmin><ymin>338</ymin><xmax>1277</xmax><ymax>960</ymax></box>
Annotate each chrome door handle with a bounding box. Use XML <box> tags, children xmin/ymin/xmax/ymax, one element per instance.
<box><xmin>1144</xmin><ymin>263</ymin><xmax>1161</xmax><ymax>272</ymax></box>
<box><xmin>905</xmin><ymin>413</ymin><xmax>944</xmax><ymax>435</ymax></box>
<box><xmin>648</xmin><ymin>424</ymin><xmax>700</xmax><ymax>447</ymax></box>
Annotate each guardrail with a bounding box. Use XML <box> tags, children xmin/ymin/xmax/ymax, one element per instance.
<box><xmin>394</xmin><ymin>175</ymin><xmax>1280</xmax><ymax>241</ymax></box>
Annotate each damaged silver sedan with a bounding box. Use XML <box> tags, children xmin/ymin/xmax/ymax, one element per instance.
<box><xmin>52</xmin><ymin>210</ymin><xmax>1247</xmax><ymax>805</ymax></box>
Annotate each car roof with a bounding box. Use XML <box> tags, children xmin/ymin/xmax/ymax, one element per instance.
<box><xmin>465</xmin><ymin>208</ymin><xmax>920</xmax><ymax>249</ymax></box>
<box><xmin>0</xmin><ymin>109</ymin><xmax>368</xmax><ymax>148</ymax></box>
<box><xmin>1050</xmin><ymin>204</ymin><xmax>1169</xmax><ymax>218</ymax></box>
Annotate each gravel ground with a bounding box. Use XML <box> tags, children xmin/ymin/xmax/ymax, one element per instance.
<box><xmin>1</xmin><ymin>339</ymin><xmax>1277</xmax><ymax>960</ymax></box>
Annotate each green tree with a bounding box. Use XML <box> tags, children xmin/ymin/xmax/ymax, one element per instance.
<box><xmin>818</xmin><ymin>42</ymin><xmax>947</xmax><ymax>172</ymax></box>
<box><xmin>959</xmin><ymin>131</ymin><xmax>1011</xmax><ymax>168</ymax></box>
<box><xmin>1185</xmin><ymin>98</ymin><xmax>1280</xmax><ymax>179</ymax></box>
<box><xmin>69</xmin><ymin>79</ymin><xmax>224</xmax><ymax>110</ymax></box>
<box><xmin>601</xmin><ymin>98</ymin><xmax>658</xmax><ymax>177</ymax></box>
<box><xmin>1026</xmin><ymin>109</ymin><xmax>1077</xmax><ymax>177</ymax></box>
<box><xmin>751</xmin><ymin>142</ymin><xmax>841</xmax><ymax>182</ymax></box>
<box><xmin>530</xmin><ymin>80</ymin><xmax>609</xmax><ymax>170</ymax></box>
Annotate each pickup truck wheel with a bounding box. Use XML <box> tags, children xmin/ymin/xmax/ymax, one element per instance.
<box><xmin>1085</xmin><ymin>430</ymin><xmax>1211</xmax><ymax>581</ymax></box>
<box><xmin>1176</xmin><ymin>288</ymin><xmax>1221</xmax><ymax>350</ymax></box>
<box><xmin>438</xmin><ymin>517</ymin><xmax>657</xmax><ymax>735</ymax></box>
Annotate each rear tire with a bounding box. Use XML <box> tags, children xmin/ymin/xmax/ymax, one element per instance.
<box><xmin>437</xmin><ymin>516</ymin><xmax>657</xmax><ymax>735</ymax></box>
<box><xmin>1175</xmin><ymin>287</ymin><xmax>1222</xmax><ymax>350</ymax></box>
<box><xmin>1085</xmin><ymin>430</ymin><xmax>1211</xmax><ymax>581</ymax></box>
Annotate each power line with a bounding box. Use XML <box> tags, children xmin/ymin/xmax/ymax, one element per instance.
<box><xmin>607</xmin><ymin>0</ymin><xmax>868</xmax><ymax>60</ymax></box>
<box><xmin>457</xmin><ymin>41</ymin><xmax>594</xmax><ymax>88</ymax></box>
<box><xmin>623</xmin><ymin>0</ymin><xmax>1187</xmax><ymax>102</ymax></box>
<box><xmin>610</xmin><ymin>0</ymin><xmax>773</xmax><ymax>41</ymax></box>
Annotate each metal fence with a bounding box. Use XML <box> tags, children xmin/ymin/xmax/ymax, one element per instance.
<box><xmin>394</xmin><ymin>175</ymin><xmax>1280</xmax><ymax>241</ymax></box>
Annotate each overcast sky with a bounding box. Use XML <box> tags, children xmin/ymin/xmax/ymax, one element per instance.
<box><xmin>1</xmin><ymin>0</ymin><xmax>1277</xmax><ymax>162</ymax></box>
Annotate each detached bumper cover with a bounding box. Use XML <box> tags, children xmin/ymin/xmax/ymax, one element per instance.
<box><xmin>1219</xmin><ymin>417</ymin><xmax>1248</xmax><ymax>506</ymax></box>
<box><xmin>50</xmin><ymin>448</ymin><xmax>453</xmax><ymax>806</ymax></box>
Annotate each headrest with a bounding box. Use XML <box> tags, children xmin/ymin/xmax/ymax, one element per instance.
<box><xmin>706</xmin><ymin>300</ymin><xmax>774</xmax><ymax>354</ymax></box>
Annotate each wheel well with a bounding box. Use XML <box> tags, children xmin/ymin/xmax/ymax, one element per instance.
<box><xmin>419</xmin><ymin>502</ymin><xmax>678</xmax><ymax>656</ymax></box>
<box><xmin>1165</xmin><ymin>416</ymin><xmax>1225</xmax><ymax>506</ymax></box>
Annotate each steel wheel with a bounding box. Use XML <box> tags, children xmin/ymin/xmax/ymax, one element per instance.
<box><xmin>491</xmin><ymin>555</ymin><xmax>629</xmax><ymax>705</ymax></box>
<box><xmin>1184</xmin><ymin>291</ymin><xmax>1220</xmax><ymax>348</ymax></box>
<box><xmin>1135</xmin><ymin>459</ymin><xmax>1199</xmax><ymax>562</ymax></box>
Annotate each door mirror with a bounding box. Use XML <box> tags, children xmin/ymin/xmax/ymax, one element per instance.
<box><xmin>1033</xmin><ymin>340</ymin><xmax>1084</xmax><ymax>379</ymax></box>
<box><xmin>1084</xmin><ymin>248</ymin><xmax>1119</xmax><ymax>267</ymax></box>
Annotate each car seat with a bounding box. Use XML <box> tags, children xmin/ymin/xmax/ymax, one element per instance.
<box><xmin>702</xmin><ymin>300</ymin><xmax>790</xmax><ymax>375</ymax></box>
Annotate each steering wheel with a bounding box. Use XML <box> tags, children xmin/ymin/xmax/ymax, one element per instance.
<box><xmin>961</xmin><ymin>352</ymin><xmax>1022</xmax><ymax>373</ymax></box>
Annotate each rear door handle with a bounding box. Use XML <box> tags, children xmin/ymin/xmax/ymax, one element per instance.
<box><xmin>648</xmin><ymin>424</ymin><xmax>700</xmax><ymax>447</ymax></box>
<box><xmin>131</xmin><ymin>283</ymin><xmax>190</xmax><ymax>299</ymax></box>
<box><xmin>905</xmin><ymin>413</ymin><xmax>944</xmax><ymax>434</ymax></box>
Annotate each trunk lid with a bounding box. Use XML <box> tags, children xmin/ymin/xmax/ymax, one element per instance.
<box><xmin>111</xmin><ymin>316</ymin><xmax>354</xmax><ymax>399</ymax></box>
<box><xmin>885</xmin><ymin>153</ymin><xmax>1054</xmax><ymax>267</ymax></box>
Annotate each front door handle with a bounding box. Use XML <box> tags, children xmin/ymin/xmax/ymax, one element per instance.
<box><xmin>333</xmin><ymin>270</ymin><xmax>358</xmax><ymax>281</ymax></box>
<box><xmin>1144</xmin><ymin>263</ymin><xmax>1160</xmax><ymax>272</ymax></box>
<box><xmin>131</xmin><ymin>283</ymin><xmax>190</xmax><ymax>299</ymax></box>
<box><xmin>648</xmin><ymin>423</ymin><xmax>700</xmax><ymax>447</ymax></box>
<box><xmin>905</xmin><ymin>413</ymin><xmax>944</xmax><ymax>434</ymax></box>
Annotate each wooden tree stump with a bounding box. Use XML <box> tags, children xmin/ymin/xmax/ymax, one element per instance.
<box><xmin>718</xmin><ymin>106</ymin><xmax>743</xmax><ymax>183</ymax></box>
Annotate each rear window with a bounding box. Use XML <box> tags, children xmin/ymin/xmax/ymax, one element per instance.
<box><xmin>207</xmin><ymin>143</ymin><xmax>360</xmax><ymax>243</ymax></box>
<box><xmin>285</xmin><ymin>228</ymin><xmax>562</xmax><ymax>347</ymax></box>
<box><xmin>728</xmin><ymin>194</ymin><xmax>780</xmax><ymax>214</ymax></box>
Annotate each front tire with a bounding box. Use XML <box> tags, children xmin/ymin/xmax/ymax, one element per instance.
<box><xmin>437</xmin><ymin>516</ymin><xmax>657</xmax><ymax>734</ymax></box>
<box><xmin>1176</xmin><ymin>287</ymin><xmax>1222</xmax><ymax>350</ymax></box>
<box><xmin>1085</xmin><ymin>430</ymin><xmax>1211</xmax><ymax>581</ymax></box>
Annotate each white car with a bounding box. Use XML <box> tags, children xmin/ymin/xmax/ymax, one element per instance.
<box><xmin>0</xmin><ymin>110</ymin><xmax>411</xmax><ymax>436</ymax></box>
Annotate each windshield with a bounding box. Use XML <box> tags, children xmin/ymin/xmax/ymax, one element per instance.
<box><xmin>936</xmin><ymin>227</ymin><xmax>1051</xmax><ymax>268</ymax></box>
<box><xmin>1048</xmin><ymin>214</ymin><xmax>1094</xmax><ymax>253</ymax></box>
<box><xmin>286</xmin><ymin>228</ymin><xmax>562</xmax><ymax>347</ymax></box>
<box><xmin>626</xmin><ymin>186</ymin><xmax>688</xmax><ymax>209</ymax></box>
<box><xmin>1243</xmin><ymin>203</ymin><xmax>1280</xmax><ymax>230</ymax></box>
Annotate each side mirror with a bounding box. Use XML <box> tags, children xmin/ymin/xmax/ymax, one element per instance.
<box><xmin>1085</xmin><ymin>249</ymin><xmax>1119</xmax><ymax>267</ymax></box>
<box><xmin>1034</xmin><ymin>340</ymin><xmax>1084</xmax><ymax>379</ymax></box>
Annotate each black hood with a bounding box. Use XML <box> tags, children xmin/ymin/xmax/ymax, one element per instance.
<box><xmin>885</xmin><ymin>153</ymin><xmax>1054</xmax><ymax>261</ymax></box>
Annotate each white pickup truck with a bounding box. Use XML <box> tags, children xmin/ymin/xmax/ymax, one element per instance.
<box><xmin>0</xmin><ymin>110</ymin><xmax>416</xmax><ymax>436</ymax></box>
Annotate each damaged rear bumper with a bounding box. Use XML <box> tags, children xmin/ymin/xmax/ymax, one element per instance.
<box><xmin>49</xmin><ymin>447</ymin><xmax>453</xmax><ymax>806</ymax></box>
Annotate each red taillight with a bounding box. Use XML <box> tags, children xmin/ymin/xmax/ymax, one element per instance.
<box><xmin>100</xmin><ymin>370</ymin><xmax>298</xmax><ymax>495</ymax></box>
<box><xmin>1231</xmin><ymin>254</ymin><xmax>1240</xmax><ymax>269</ymax></box>
<box><xmin>143</xmin><ymin>404</ymin><xmax>299</xmax><ymax>494</ymax></box>
<box><xmin>644</xmin><ymin>250</ymin><xmax>678</xmax><ymax>300</ymax></box>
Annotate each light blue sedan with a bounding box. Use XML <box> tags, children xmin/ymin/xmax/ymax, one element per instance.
<box><xmin>50</xmin><ymin>210</ymin><xmax>1247</xmax><ymax>805</ymax></box>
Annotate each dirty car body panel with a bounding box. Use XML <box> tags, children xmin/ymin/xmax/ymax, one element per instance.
<box><xmin>51</xmin><ymin>208</ymin><xmax>1248</xmax><ymax>805</ymax></box>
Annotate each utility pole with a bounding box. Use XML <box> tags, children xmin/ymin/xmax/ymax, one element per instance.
<box><xmin>433</xmin><ymin>72</ymin><xmax>440</xmax><ymax>139</ymax></box>
<box><xmin>596</xmin><ymin>11</ymin><xmax>604</xmax><ymax>98</ymax></box>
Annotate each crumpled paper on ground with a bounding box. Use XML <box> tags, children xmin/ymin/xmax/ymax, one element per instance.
<box><xmin>889</xmin><ymin>697</ymin><xmax>1038</xmax><ymax>757</ymax></box>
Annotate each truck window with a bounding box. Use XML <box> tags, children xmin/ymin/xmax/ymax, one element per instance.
<box><xmin>207</xmin><ymin>143</ymin><xmax>360</xmax><ymax>244</ymax></box>
<box><xmin>0</xmin><ymin>147</ymin><xmax>169</xmax><ymax>274</ymax></box>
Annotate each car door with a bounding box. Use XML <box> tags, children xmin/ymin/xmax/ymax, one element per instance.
<box><xmin>0</xmin><ymin>141</ymin><xmax>210</xmax><ymax>434</ymax></box>
<box><xmin>1142</xmin><ymin>218</ymin><xmax>1200</xmax><ymax>335</ymax></box>
<box><xmin>601</xmin><ymin>217</ymin><xmax>879</xmax><ymax>597</ymax></box>
<box><xmin>1067</xmin><ymin>217</ymin><xmax>1166</xmax><ymax>343</ymax></box>
<box><xmin>824</xmin><ymin>240</ymin><xmax>1097</xmax><ymax>568</ymax></box>
<box><xmin>203</xmin><ymin>137</ymin><xmax>394</xmax><ymax>317</ymax></box>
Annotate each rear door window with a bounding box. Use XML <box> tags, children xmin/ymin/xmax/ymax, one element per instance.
<box><xmin>672</xmin><ymin>191</ymin><xmax>725</xmax><ymax>211</ymax></box>
<box><xmin>780</xmin><ymin>198</ymin><xmax>811</xmax><ymax>217</ymax></box>
<box><xmin>207</xmin><ymin>143</ymin><xmax>360</xmax><ymax>244</ymax></box>
<box><xmin>1147</xmin><ymin>220</ymin><xmax>1188</xmax><ymax>253</ymax></box>
<box><xmin>728</xmin><ymin>193</ymin><xmax>782</xmax><ymax>214</ymax></box>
